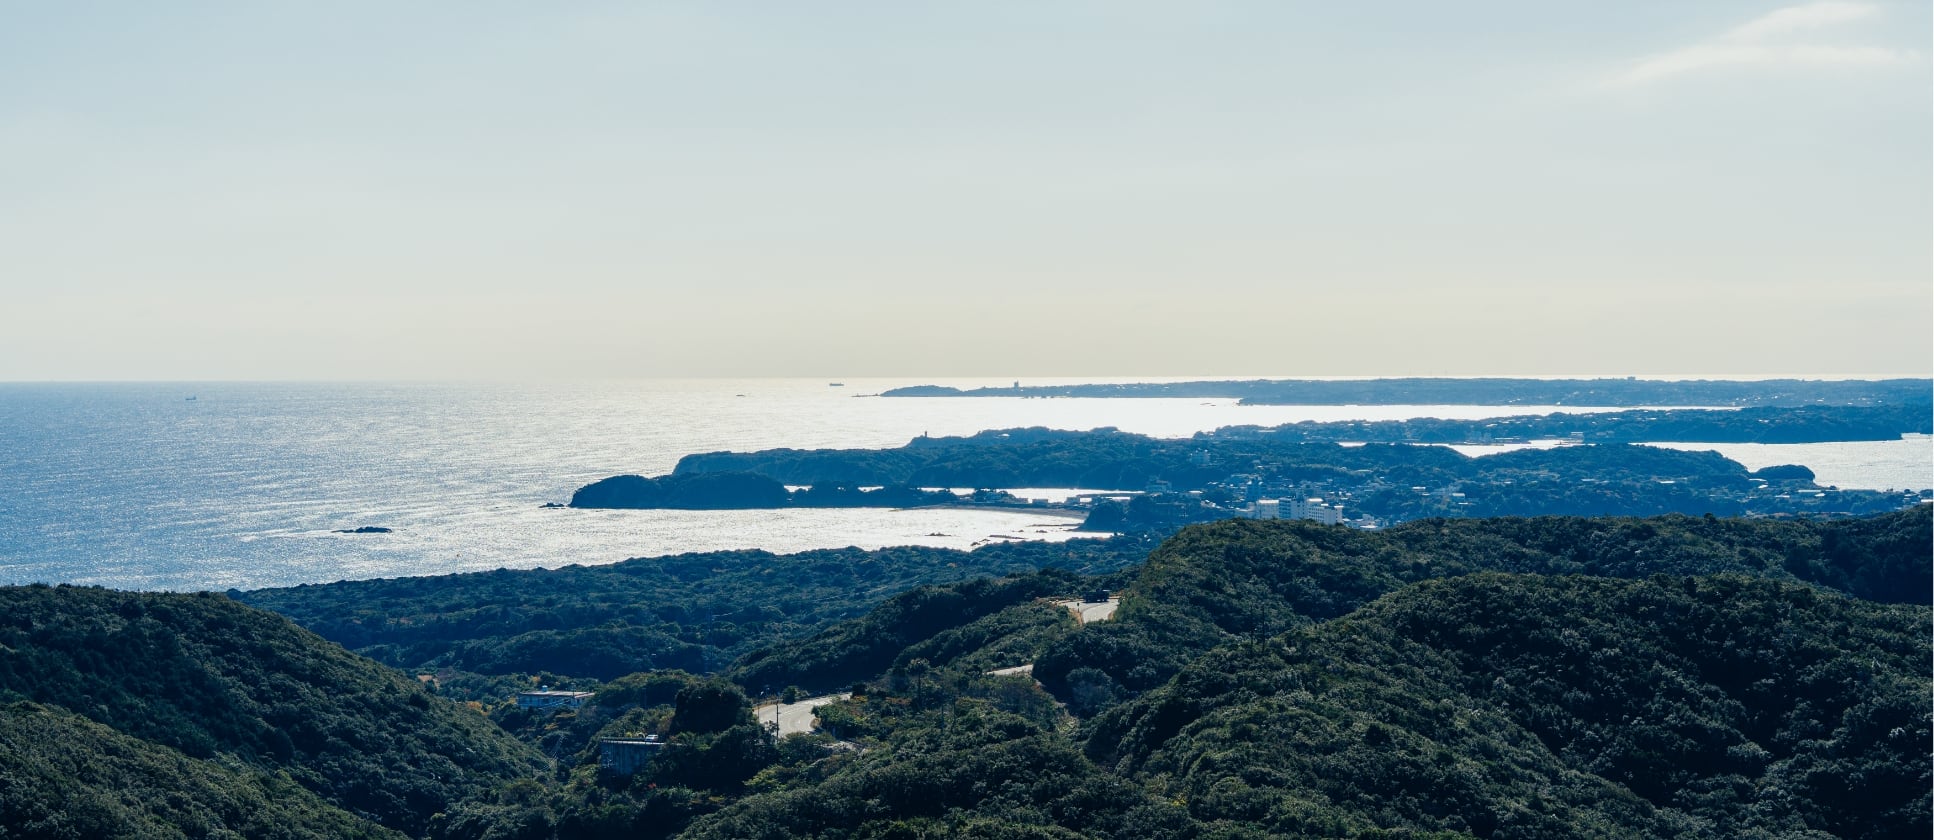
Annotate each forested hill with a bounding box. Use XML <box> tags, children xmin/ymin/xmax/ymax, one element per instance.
<box><xmin>1083</xmin><ymin>573</ymin><xmax>1930</xmax><ymax>838</ymax></box>
<box><xmin>0</xmin><ymin>701</ymin><xmax>402</xmax><ymax>839</ymax></box>
<box><xmin>239</xmin><ymin>538</ymin><xmax>1151</xmax><ymax>684</ymax></box>
<box><xmin>668</xmin><ymin>513</ymin><xmax>1930</xmax><ymax>839</ymax></box>
<box><xmin>0</xmin><ymin>585</ymin><xmax>549</xmax><ymax>837</ymax></box>
<box><xmin>4</xmin><ymin>510</ymin><xmax>1926</xmax><ymax>838</ymax></box>
<box><xmin>1033</xmin><ymin>507</ymin><xmax>1931</xmax><ymax>701</ymax></box>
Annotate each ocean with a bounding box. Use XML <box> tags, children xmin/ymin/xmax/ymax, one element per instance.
<box><xmin>1</xmin><ymin>379</ymin><xmax>1926</xmax><ymax>592</ymax></box>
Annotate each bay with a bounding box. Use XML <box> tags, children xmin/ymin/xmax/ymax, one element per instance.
<box><xmin>1639</xmin><ymin>439</ymin><xmax>1932</xmax><ymax>493</ymax></box>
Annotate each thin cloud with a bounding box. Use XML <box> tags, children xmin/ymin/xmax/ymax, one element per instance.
<box><xmin>1621</xmin><ymin>42</ymin><xmax>1913</xmax><ymax>86</ymax></box>
<box><xmin>1722</xmin><ymin>1</ymin><xmax>1877</xmax><ymax>42</ymax></box>
<box><xmin>1609</xmin><ymin>1</ymin><xmax>1915</xmax><ymax>87</ymax></box>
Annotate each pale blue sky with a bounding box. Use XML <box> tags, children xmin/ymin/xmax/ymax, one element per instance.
<box><xmin>1</xmin><ymin>2</ymin><xmax>1927</xmax><ymax>379</ymax></box>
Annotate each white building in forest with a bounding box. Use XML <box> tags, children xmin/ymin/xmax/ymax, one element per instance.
<box><xmin>1285</xmin><ymin>497</ymin><xmax>1343</xmax><ymax>525</ymax></box>
<box><xmin>1250</xmin><ymin>497</ymin><xmax>1343</xmax><ymax>525</ymax></box>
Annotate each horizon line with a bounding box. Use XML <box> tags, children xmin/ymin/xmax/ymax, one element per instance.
<box><xmin>1</xmin><ymin>372</ymin><xmax>1929</xmax><ymax>386</ymax></box>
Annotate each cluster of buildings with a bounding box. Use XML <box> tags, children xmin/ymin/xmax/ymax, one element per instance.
<box><xmin>1052</xmin><ymin>465</ymin><xmax>1382</xmax><ymax>528</ymax></box>
<box><xmin>1247</xmin><ymin>496</ymin><xmax>1345</xmax><ymax>525</ymax></box>
<box><xmin>1213</xmin><ymin>470</ymin><xmax>1366</xmax><ymax>526</ymax></box>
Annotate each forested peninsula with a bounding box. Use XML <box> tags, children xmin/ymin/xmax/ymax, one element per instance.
<box><xmin>572</xmin><ymin>424</ymin><xmax>1925</xmax><ymax>527</ymax></box>
<box><xmin>573</xmin><ymin>386</ymin><xmax>1931</xmax><ymax>524</ymax></box>
<box><xmin>569</xmin><ymin>472</ymin><xmax>961</xmax><ymax>511</ymax></box>
<box><xmin>880</xmin><ymin>376</ymin><xmax>1932</xmax><ymax>407</ymax></box>
<box><xmin>9</xmin><ymin>508</ymin><xmax>1924</xmax><ymax>838</ymax></box>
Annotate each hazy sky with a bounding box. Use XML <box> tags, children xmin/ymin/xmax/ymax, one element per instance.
<box><xmin>2</xmin><ymin>2</ymin><xmax>1927</xmax><ymax>380</ymax></box>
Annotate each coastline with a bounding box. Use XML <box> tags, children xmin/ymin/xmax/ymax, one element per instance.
<box><xmin>9</xmin><ymin>378</ymin><xmax>1928</xmax><ymax>592</ymax></box>
<box><xmin>911</xmin><ymin>504</ymin><xmax>1089</xmax><ymax>522</ymax></box>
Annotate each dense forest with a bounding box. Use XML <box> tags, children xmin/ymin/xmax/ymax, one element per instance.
<box><xmin>1082</xmin><ymin>573</ymin><xmax>1929</xmax><ymax>838</ymax></box>
<box><xmin>0</xmin><ymin>701</ymin><xmax>403</xmax><ymax>839</ymax></box>
<box><xmin>0</xmin><ymin>586</ymin><xmax>548</xmax><ymax>837</ymax></box>
<box><xmin>584</xmin><ymin>509</ymin><xmax>1934</xmax><ymax>839</ymax></box>
<box><xmin>6</xmin><ymin>508</ymin><xmax>1927</xmax><ymax>838</ymax></box>
<box><xmin>239</xmin><ymin>538</ymin><xmax>1152</xmax><ymax>685</ymax></box>
<box><xmin>666</xmin><ymin>574</ymin><xmax>1927</xmax><ymax>840</ymax></box>
<box><xmin>728</xmin><ymin>570</ymin><xmax>1095</xmax><ymax>697</ymax></box>
<box><xmin>879</xmin><ymin>376</ymin><xmax>1931</xmax><ymax>408</ymax></box>
<box><xmin>1032</xmin><ymin>509</ymin><xmax>1931</xmax><ymax>703</ymax></box>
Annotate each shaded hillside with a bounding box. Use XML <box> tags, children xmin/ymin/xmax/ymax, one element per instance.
<box><xmin>1034</xmin><ymin>507</ymin><xmax>1931</xmax><ymax>701</ymax></box>
<box><xmin>680</xmin><ymin>700</ymin><xmax>1195</xmax><ymax>840</ymax></box>
<box><xmin>728</xmin><ymin>569</ymin><xmax>1104</xmax><ymax>696</ymax></box>
<box><xmin>1086</xmin><ymin>574</ymin><xmax>1930</xmax><ymax>839</ymax></box>
<box><xmin>0</xmin><ymin>701</ymin><xmax>401</xmax><ymax>840</ymax></box>
<box><xmin>242</xmin><ymin>538</ymin><xmax>1150</xmax><ymax>683</ymax></box>
<box><xmin>0</xmin><ymin>585</ymin><xmax>549</xmax><ymax>836</ymax></box>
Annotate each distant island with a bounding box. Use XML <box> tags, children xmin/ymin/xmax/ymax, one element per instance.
<box><xmin>881</xmin><ymin>376</ymin><xmax>1932</xmax><ymax>407</ymax></box>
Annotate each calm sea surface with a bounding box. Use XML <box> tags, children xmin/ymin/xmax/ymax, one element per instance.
<box><xmin>1</xmin><ymin>379</ymin><xmax>1926</xmax><ymax>591</ymax></box>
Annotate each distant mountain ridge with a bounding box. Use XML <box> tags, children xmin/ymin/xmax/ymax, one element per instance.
<box><xmin>880</xmin><ymin>376</ymin><xmax>1933</xmax><ymax>407</ymax></box>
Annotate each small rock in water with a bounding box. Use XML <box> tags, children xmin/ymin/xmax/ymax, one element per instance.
<box><xmin>333</xmin><ymin>526</ymin><xmax>393</xmax><ymax>534</ymax></box>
